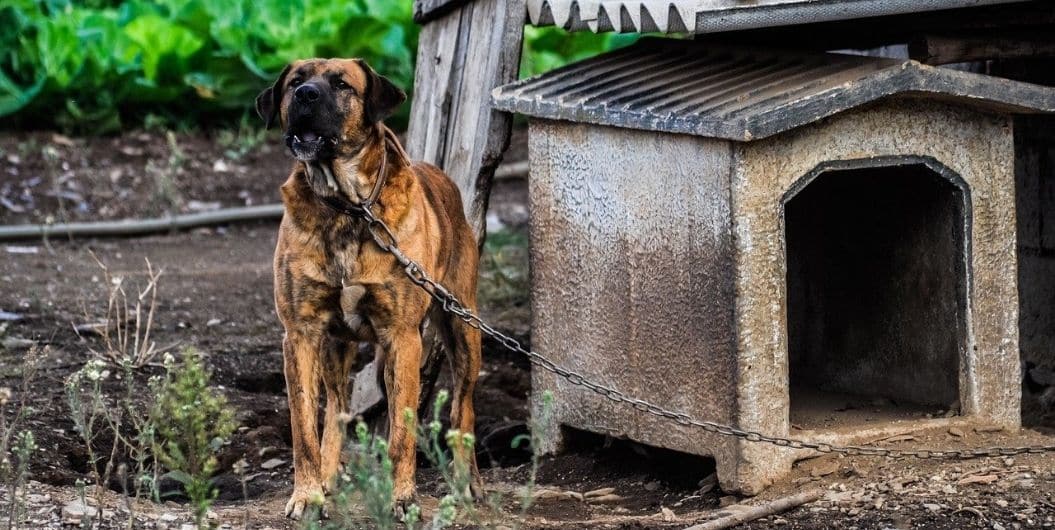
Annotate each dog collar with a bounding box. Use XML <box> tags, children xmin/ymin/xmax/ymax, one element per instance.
<box><xmin>317</xmin><ymin>134</ymin><xmax>395</xmax><ymax>218</ymax></box>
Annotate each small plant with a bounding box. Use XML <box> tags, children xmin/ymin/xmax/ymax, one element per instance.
<box><xmin>416</xmin><ymin>391</ymin><xmax>478</xmax><ymax>526</ymax></box>
<box><xmin>66</xmin><ymin>358</ymin><xmax>128</xmax><ymax>502</ymax></box>
<box><xmin>509</xmin><ymin>390</ymin><xmax>554</xmax><ymax>527</ymax></box>
<box><xmin>66</xmin><ymin>355</ymin><xmax>162</xmax><ymax>515</ymax></box>
<box><xmin>151</xmin><ymin>350</ymin><xmax>236</xmax><ymax>528</ymax></box>
<box><xmin>0</xmin><ymin>346</ymin><xmax>42</xmax><ymax>530</ymax></box>
<box><xmin>144</xmin><ymin>131</ymin><xmax>186</xmax><ymax>214</ymax></box>
<box><xmin>304</xmin><ymin>391</ymin><xmax>555</xmax><ymax>529</ymax></box>
<box><xmin>302</xmin><ymin>417</ymin><xmax>406</xmax><ymax>530</ymax></box>
<box><xmin>85</xmin><ymin>253</ymin><xmax>171</xmax><ymax>369</ymax></box>
<box><xmin>217</xmin><ymin>114</ymin><xmax>269</xmax><ymax>160</ymax></box>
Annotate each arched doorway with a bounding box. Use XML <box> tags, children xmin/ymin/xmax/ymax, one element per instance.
<box><xmin>784</xmin><ymin>161</ymin><xmax>969</xmax><ymax>429</ymax></box>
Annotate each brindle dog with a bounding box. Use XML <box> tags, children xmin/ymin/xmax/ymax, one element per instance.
<box><xmin>256</xmin><ymin>59</ymin><xmax>482</xmax><ymax>519</ymax></box>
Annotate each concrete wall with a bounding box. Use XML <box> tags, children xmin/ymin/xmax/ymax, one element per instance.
<box><xmin>527</xmin><ymin>120</ymin><xmax>741</xmax><ymax>477</ymax></box>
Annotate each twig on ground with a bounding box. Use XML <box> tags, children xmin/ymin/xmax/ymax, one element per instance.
<box><xmin>682</xmin><ymin>489</ymin><xmax>823</xmax><ymax>530</ymax></box>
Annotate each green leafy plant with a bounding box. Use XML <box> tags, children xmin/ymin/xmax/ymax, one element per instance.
<box><xmin>1</xmin><ymin>1</ymin><xmax>636</xmax><ymax>133</ymax></box>
<box><xmin>0</xmin><ymin>0</ymin><xmax>419</xmax><ymax>132</ymax></box>
<box><xmin>519</xmin><ymin>26</ymin><xmax>639</xmax><ymax>79</ymax></box>
<box><xmin>151</xmin><ymin>349</ymin><xmax>236</xmax><ymax>527</ymax></box>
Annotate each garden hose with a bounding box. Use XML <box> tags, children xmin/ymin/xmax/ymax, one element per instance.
<box><xmin>0</xmin><ymin>204</ymin><xmax>284</xmax><ymax>242</ymax></box>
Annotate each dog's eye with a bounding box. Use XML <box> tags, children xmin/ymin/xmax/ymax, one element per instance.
<box><xmin>289</xmin><ymin>77</ymin><xmax>303</xmax><ymax>88</ymax></box>
<box><xmin>335</xmin><ymin>80</ymin><xmax>352</xmax><ymax>91</ymax></box>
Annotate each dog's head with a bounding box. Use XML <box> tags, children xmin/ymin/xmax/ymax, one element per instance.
<box><xmin>255</xmin><ymin>59</ymin><xmax>406</xmax><ymax>162</ymax></box>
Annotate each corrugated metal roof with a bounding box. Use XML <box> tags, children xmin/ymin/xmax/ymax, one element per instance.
<box><xmin>527</xmin><ymin>0</ymin><xmax>1025</xmax><ymax>34</ymax></box>
<box><xmin>492</xmin><ymin>38</ymin><xmax>1055</xmax><ymax>141</ymax></box>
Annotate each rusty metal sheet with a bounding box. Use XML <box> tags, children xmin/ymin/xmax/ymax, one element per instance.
<box><xmin>492</xmin><ymin>38</ymin><xmax>1055</xmax><ymax>142</ymax></box>
<box><xmin>527</xmin><ymin>0</ymin><xmax>1027</xmax><ymax>34</ymax></box>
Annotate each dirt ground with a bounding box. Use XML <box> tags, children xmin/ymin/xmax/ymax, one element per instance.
<box><xmin>1</xmin><ymin>129</ymin><xmax>1055</xmax><ymax>529</ymax></box>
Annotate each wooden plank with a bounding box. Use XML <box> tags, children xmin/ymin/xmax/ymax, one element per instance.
<box><xmin>910</xmin><ymin>33</ymin><xmax>1055</xmax><ymax>65</ymax></box>
<box><xmin>406</xmin><ymin>0</ymin><xmax>526</xmax><ymax>240</ymax></box>
<box><xmin>413</xmin><ymin>0</ymin><xmax>474</xmax><ymax>24</ymax></box>
<box><xmin>353</xmin><ymin>0</ymin><xmax>525</xmax><ymax>422</ymax></box>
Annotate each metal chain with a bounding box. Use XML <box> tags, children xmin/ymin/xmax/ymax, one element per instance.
<box><xmin>361</xmin><ymin>210</ymin><xmax>1055</xmax><ymax>460</ymax></box>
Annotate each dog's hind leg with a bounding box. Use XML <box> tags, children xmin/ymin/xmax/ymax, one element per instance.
<box><xmin>383</xmin><ymin>325</ymin><xmax>425</xmax><ymax>505</ymax></box>
<box><xmin>444</xmin><ymin>313</ymin><xmax>484</xmax><ymax>497</ymax></box>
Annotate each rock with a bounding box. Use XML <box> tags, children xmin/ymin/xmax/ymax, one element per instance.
<box><xmin>260</xmin><ymin>458</ymin><xmax>286</xmax><ymax>470</ymax></box>
<box><xmin>62</xmin><ymin>500</ymin><xmax>98</xmax><ymax>525</ymax></box>
<box><xmin>997</xmin><ymin>499</ymin><xmax>1009</xmax><ymax>508</ymax></box>
<box><xmin>562</xmin><ymin>491</ymin><xmax>584</xmax><ymax>502</ymax></box>
<box><xmin>159</xmin><ymin>514</ymin><xmax>179</xmax><ymax>522</ymax></box>
<box><xmin>958</xmin><ymin>474</ymin><xmax>999</xmax><ymax>485</ymax></box>
<box><xmin>659</xmin><ymin>506</ymin><xmax>676</xmax><ymax>522</ymax></box>
<box><xmin>206</xmin><ymin>318</ymin><xmax>222</xmax><ymax>327</ymax></box>
<box><xmin>719</xmin><ymin>495</ymin><xmax>738</xmax><ymax>508</ymax></box>
<box><xmin>975</xmin><ymin>425</ymin><xmax>1005</xmax><ymax>434</ymax></box>
<box><xmin>586</xmin><ymin>494</ymin><xmax>624</xmax><ymax>504</ymax></box>
<box><xmin>697</xmin><ymin>473</ymin><xmax>718</xmax><ymax>493</ymax></box>
<box><xmin>26</xmin><ymin>493</ymin><xmax>50</xmax><ymax>503</ymax></box>
<box><xmin>644</xmin><ymin>480</ymin><xmax>660</xmax><ymax>492</ymax></box>
<box><xmin>948</xmin><ymin>427</ymin><xmax>965</xmax><ymax>438</ymax></box>
<box><xmin>811</xmin><ymin>461</ymin><xmax>840</xmax><ymax>477</ymax></box>
<box><xmin>924</xmin><ymin>503</ymin><xmax>942</xmax><ymax>512</ymax></box>
<box><xmin>994</xmin><ymin>523</ymin><xmax>1007</xmax><ymax>530</ymax></box>
<box><xmin>531</xmin><ymin>489</ymin><xmax>564</xmax><ymax>500</ymax></box>
<box><xmin>584</xmin><ymin>487</ymin><xmax>616</xmax><ymax>499</ymax></box>
<box><xmin>0</xmin><ymin>311</ymin><xmax>22</xmax><ymax>321</ymax></box>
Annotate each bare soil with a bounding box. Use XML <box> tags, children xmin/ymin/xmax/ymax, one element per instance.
<box><xmin>0</xmin><ymin>129</ymin><xmax>1054</xmax><ymax>529</ymax></box>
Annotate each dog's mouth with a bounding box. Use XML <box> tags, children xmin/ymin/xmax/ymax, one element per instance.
<box><xmin>285</xmin><ymin>130</ymin><xmax>339</xmax><ymax>162</ymax></box>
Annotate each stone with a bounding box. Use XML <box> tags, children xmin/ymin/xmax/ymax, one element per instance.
<box><xmin>583</xmin><ymin>487</ymin><xmax>616</xmax><ymax>499</ymax></box>
<box><xmin>61</xmin><ymin>500</ymin><xmax>97</xmax><ymax>525</ymax></box>
<box><xmin>260</xmin><ymin>458</ymin><xmax>286</xmax><ymax>470</ymax></box>
<box><xmin>719</xmin><ymin>495</ymin><xmax>738</xmax><ymax>508</ymax></box>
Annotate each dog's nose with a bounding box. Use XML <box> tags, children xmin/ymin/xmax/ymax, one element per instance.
<box><xmin>294</xmin><ymin>83</ymin><xmax>321</xmax><ymax>104</ymax></box>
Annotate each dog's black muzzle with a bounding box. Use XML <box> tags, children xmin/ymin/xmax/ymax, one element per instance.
<box><xmin>285</xmin><ymin>82</ymin><xmax>341</xmax><ymax>162</ymax></box>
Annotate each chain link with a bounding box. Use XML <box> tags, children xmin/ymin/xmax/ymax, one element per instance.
<box><xmin>360</xmin><ymin>209</ymin><xmax>1055</xmax><ymax>460</ymax></box>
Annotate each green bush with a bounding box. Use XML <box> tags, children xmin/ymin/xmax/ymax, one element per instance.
<box><xmin>151</xmin><ymin>349</ymin><xmax>236</xmax><ymax>526</ymax></box>
<box><xmin>0</xmin><ymin>0</ymin><xmax>418</xmax><ymax>133</ymax></box>
<box><xmin>0</xmin><ymin>1</ymin><xmax>634</xmax><ymax>134</ymax></box>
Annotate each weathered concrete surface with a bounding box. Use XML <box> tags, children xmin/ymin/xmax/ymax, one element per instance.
<box><xmin>733</xmin><ymin>100</ymin><xmax>1020</xmax><ymax>492</ymax></box>
<box><xmin>528</xmin><ymin>99</ymin><xmax>1021</xmax><ymax>495</ymax></box>
<box><xmin>528</xmin><ymin>121</ymin><xmax>742</xmax><ymax>481</ymax></box>
<box><xmin>1016</xmin><ymin>115</ymin><xmax>1055</xmax><ymax>378</ymax></box>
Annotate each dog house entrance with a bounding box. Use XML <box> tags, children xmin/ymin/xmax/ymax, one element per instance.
<box><xmin>785</xmin><ymin>163</ymin><xmax>967</xmax><ymax>430</ymax></box>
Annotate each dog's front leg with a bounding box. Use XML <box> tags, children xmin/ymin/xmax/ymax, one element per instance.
<box><xmin>382</xmin><ymin>326</ymin><xmax>423</xmax><ymax>507</ymax></box>
<box><xmin>320</xmin><ymin>342</ymin><xmax>356</xmax><ymax>492</ymax></box>
<box><xmin>283</xmin><ymin>331</ymin><xmax>325</xmax><ymax>519</ymax></box>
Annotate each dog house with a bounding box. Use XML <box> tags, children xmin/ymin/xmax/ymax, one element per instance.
<box><xmin>492</xmin><ymin>38</ymin><xmax>1055</xmax><ymax>493</ymax></box>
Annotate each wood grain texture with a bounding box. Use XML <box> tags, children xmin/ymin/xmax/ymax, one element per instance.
<box><xmin>406</xmin><ymin>0</ymin><xmax>526</xmax><ymax>240</ymax></box>
<box><xmin>413</xmin><ymin>0</ymin><xmax>474</xmax><ymax>24</ymax></box>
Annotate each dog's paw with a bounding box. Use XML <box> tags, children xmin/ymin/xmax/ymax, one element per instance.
<box><xmin>393</xmin><ymin>495</ymin><xmax>418</xmax><ymax>523</ymax></box>
<box><xmin>469</xmin><ymin>476</ymin><xmax>486</xmax><ymax>500</ymax></box>
<box><xmin>284</xmin><ymin>486</ymin><xmax>325</xmax><ymax>520</ymax></box>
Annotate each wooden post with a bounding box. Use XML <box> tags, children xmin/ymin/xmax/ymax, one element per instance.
<box><xmin>350</xmin><ymin>0</ymin><xmax>525</xmax><ymax>419</ymax></box>
<box><xmin>406</xmin><ymin>0</ymin><xmax>526</xmax><ymax>239</ymax></box>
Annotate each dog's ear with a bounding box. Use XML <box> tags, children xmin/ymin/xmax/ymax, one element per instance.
<box><xmin>356</xmin><ymin>60</ymin><xmax>406</xmax><ymax>124</ymax></box>
<box><xmin>256</xmin><ymin>64</ymin><xmax>293</xmax><ymax>130</ymax></box>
